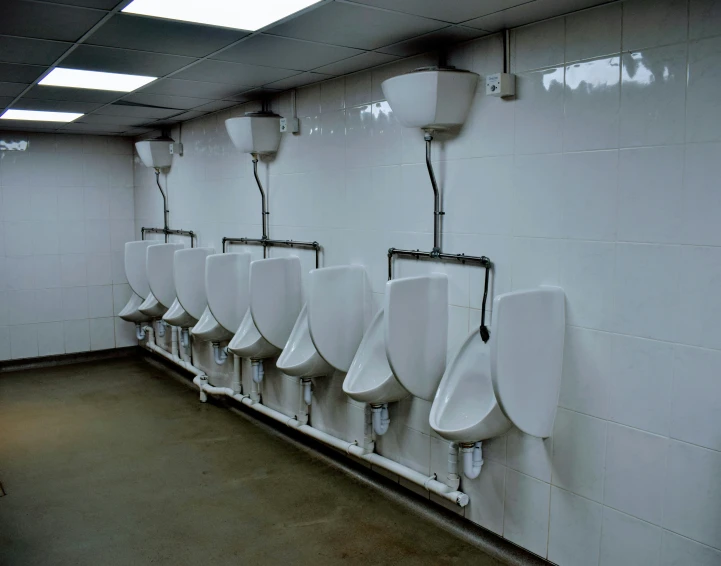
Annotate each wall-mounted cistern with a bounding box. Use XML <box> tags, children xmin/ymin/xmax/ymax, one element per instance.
<box><xmin>381</xmin><ymin>67</ymin><xmax>493</xmax><ymax>342</ymax></box>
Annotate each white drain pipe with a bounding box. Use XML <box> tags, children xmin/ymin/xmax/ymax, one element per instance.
<box><xmin>212</xmin><ymin>343</ymin><xmax>228</xmax><ymax>365</ymax></box>
<box><xmin>135</xmin><ymin>323</ymin><xmax>146</xmax><ymax>341</ymax></box>
<box><xmin>144</xmin><ymin>325</ymin><xmax>205</xmax><ymax>379</ymax></box>
<box><xmin>191</xmin><ymin>376</ymin><xmax>469</xmax><ymax>507</ymax></box>
<box><xmin>461</xmin><ymin>442</ymin><xmax>483</xmax><ymax>479</ymax></box>
<box><xmin>302</xmin><ymin>378</ymin><xmax>313</xmax><ymax>406</ymax></box>
<box><xmin>371</xmin><ymin>404</ymin><xmax>390</xmax><ymax>436</ymax></box>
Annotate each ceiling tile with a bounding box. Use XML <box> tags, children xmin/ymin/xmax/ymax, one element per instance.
<box><xmin>267</xmin><ymin>2</ymin><xmax>446</xmax><ymax>50</ymax></box>
<box><xmin>348</xmin><ymin>0</ymin><xmax>530</xmax><ymax>23</ymax></box>
<box><xmin>75</xmin><ymin>113</ymin><xmax>148</xmax><ymax>126</ymax></box>
<box><xmin>0</xmin><ymin>63</ymin><xmax>45</xmax><ymax>84</ymax></box>
<box><xmin>312</xmin><ymin>51</ymin><xmax>400</xmax><ymax>75</ymax></box>
<box><xmin>160</xmin><ymin>110</ymin><xmax>207</xmax><ymax>122</ymax></box>
<box><xmin>0</xmin><ymin>97</ymin><xmax>15</xmax><ymax>108</ymax></box>
<box><xmin>0</xmin><ymin>119</ymin><xmax>66</xmax><ymax>131</ymax></box>
<box><xmin>10</xmin><ymin>99</ymin><xmax>103</xmax><ymax>113</ymax></box>
<box><xmin>139</xmin><ymin>78</ymin><xmax>245</xmax><ymax>100</ymax></box>
<box><xmin>189</xmin><ymin>100</ymin><xmax>239</xmax><ymax>112</ymax></box>
<box><xmin>377</xmin><ymin>25</ymin><xmax>488</xmax><ymax>56</ymax></box>
<box><xmin>0</xmin><ymin>1</ymin><xmax>106</xmax><ymax>42</ymax></box>
<box><xmin>0</xmin><ymin>36</ymin><xmax>71</xmax><ymax>66</ymax></box>
<box><xmin>61</xmin><ymin>45</ymin><xmax>196</xmax><ymax>77</ymax></box>
<box><xmin>212</xmin><ymin>34</ymin><xmax>363</xmax><ymax>71</ymax></box>
<box><xmin>173</xmin><ymin>60</ymin><xmax>299</xmax><ymax>87</ymax></box>
<box><xmin>95</xmin><ymin>103</ymin><xmax>181</xmax><ymax>119</ymax></box>
<box><xmin>24</xmin><ymin>85</ymin><xmax>120</xmax><ymax>103</ymax></box>
<box><xmin>42</xmin><ymin>0</ymin><xmax>124</xmax><ymax>9</ymax></box>
<box><xmin>226</xmin><ymin>87</ymin><xmax>282</xmax><ymax>103</ymax></box>
<box><xmin>124</xmin><ymin>127</ymin><xmax>154</xmax><ymax>137</ymax></box>
<box><xmin>264</xmin><ymin>72</ymin><xmax>333</xmax><ymax>90</ymax></box>
<box><xmin>59</xmin><ymin>123</ymin><xmax>124</xmax><ymax>133</ymax></box>
<box><xmin>0</xmin><ymin>81</ymin><xmax>29</xmax><ymax>97</ymax></box>
<box><xmin>87</xmin><ymin>14</ymin><xmax>249</xmax><ymax>58</ymax></box>
<box><xmin>121</xmin><ymin>92</ymin><xmax>214</xmax><ymax>110</ymax></box>
<box><xmin>464</xmin><ymin>0</ymin><xmax>609</xmax><ymax>31</ymax></box>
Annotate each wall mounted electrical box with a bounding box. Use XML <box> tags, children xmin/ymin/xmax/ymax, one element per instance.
<box><xmin>486</xmin><ymin>73</ymin><xmax>515</xmax><ymax>98</ymax></box>
<box><xmin>280</xmin><ymin>117</ymin><xmax>299</xmax><ymax>134</ymax></box>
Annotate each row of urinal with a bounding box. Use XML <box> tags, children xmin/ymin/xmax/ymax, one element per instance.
<box><xmin>120</xmin><ymin>239</ymin><xmax>566</xmax><ymax>453</ymax></box>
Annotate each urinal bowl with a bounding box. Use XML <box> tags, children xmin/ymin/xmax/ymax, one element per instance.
<box><xmin>163</xmin><ymin>297</ymin><xmax>198</xmax><ymax>328</ymax></box>
<box><xmin>227</xmin><ymin>309</ymin><xmax>280</xmax><ymax>359</ymax></box>
<box><xmin>138</xmin><ymin>292</ymin><xmax>168</xmax><ymax>318</ymax></box>
<box><xmin>343</xmin><ymin>309</ymin><xmax>409</xmax><ymax>405</ymax></box>
<box><xmin>119</xmin><ymin>292</ymin><xmax>152</xmax><ymax>323</ymax></box>
<box><xmin>430</xmin><ymin>330</ymin><xmax>512</xmax><ymax>443</ymax></box>
<box><xmin>191</xmin><ymin>306</ymin><xmax>235</xmax><ymax>342</ymax></box>
<box><xmin>277</xmin><ymin>305</ymin><xmax>334</xmax><ymax>378</ymax></box>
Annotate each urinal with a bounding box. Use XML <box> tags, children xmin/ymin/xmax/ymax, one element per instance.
<box><xmin>228</xmin><ymin>256</ymin><xmax>302</xmax><ymax>359</ymax></box>
<box><xmin>192</xmin><ymin>253</ymin><xmax>251</xmax><ymax>343</ymax></box>
<box><xmin>118</xmin><ymin>241</ymin><xmax>155</xmax><ymax>323</ymax></box>
<box><xmin>162</xmin><ymin>246</ymin><xmax>204</xmax><ymax>328</ymax></box>
<box><xmin>430</xmin><ymin>287</ymin><xmax>566</xmax><ymax>444</ymax></box>
<box><xmin>174</xmin><ymin>248</ymin><xmax>214</xmax><ymax>327</ymax></box>
<box><xmin>343</xmin><ymin>274</ymin><xmax>448</xmax><ymax>405</ymax></box>
<box><xmin>277</xmin><ymin>265</ymin><xmax>371</xmax><ymax>378</ymax></box>
<box><xmin>140</xmin><ymin>243</ymin><xmax>183</xmax><ymax>320</ymax></box>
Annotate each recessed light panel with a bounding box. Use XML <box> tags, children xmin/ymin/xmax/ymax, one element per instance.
<box><xmin>122</xmin><ymin>0</ymin><xmax>321</xmax><ymax>31</ymax></box>
<box><xmin>1</xmin><ymin>109</ymin><xmax>83</xmax><ymax>122</ymax></box>
<box><xmin>39</xmin><ymin>68</ymin><xmax>157</xmax><ymax>92</ymax></box>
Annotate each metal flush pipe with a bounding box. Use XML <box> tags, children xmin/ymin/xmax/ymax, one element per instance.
<box><xmin>424</xmin><ymin>130</ymin><xmax>443</xmax><ymax>255</ymax></box>
<box><xmin>154</xmin><ymin>168</ymin><xmax>170</xmax><ymax>243</ymax></box>
<box><xmin>251</xmin><ymin>153</ymin><xmax>269</xmax><ymax>258</ymax></box>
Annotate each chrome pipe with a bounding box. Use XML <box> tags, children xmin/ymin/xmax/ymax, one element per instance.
<box><xmin>252</xmin><ymin>154</ymin><xmax>269</xmax><ymax>244</ymax></box>
<box><xmin>424</xmin><ymin>132</ymin><xmax>443</xmax><ymax>255</ymax></box>
<box><xmin>223</xmin><ymin>237</ymin><xmax>321</xmax><ymax>269</ymax></box>
<box><xmin>141</xmin><ymin>227</ymin><xmax>196</xmax><ymax>247</ymax></box>
<box><xmin>155</xmin><ymin>169</ymin><xmax>170</xmax><ymax>243</ymax></box>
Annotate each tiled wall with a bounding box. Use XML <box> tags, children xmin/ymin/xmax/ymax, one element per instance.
<box><xmin>0</xmin><ymin>133</ymin><xmax>137</xmax><ymax>360</ymax></box>
<box><xmin>134</xmin><ymin>0</ymin><xmax>721</xmax><ymax>563</ymax></box>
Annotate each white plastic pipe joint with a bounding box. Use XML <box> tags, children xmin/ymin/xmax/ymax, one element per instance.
<box><xmin>461</xmin><ymin>442</ymin><xmax>483</xmax><ymax>479</ymax></box>
<box><xmin>302</xmin><ymin>378</ymin><xmax>313</xmax><ymax>406</ymax></box>
<box><xmin>135</xmin><ymin>323</ymin><xmax>146</xmax><ymax>341</ymax></box>
<box><xmin>212</xmin><ymin>342</ymin><xmax>228</xmax><ymax>365</ymax></box>
<box><xmin>371</xmin><ymin>404</ymin><xmax>390</xmax><ymax>436</ymax></box>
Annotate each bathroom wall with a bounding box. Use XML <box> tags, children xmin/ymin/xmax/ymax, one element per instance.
<box><xmin>0</xmin><ymin>133</ymin><xmax>137</xmax><ymax>360</ymax></box>
<box><xmin>134</xmin><ymin>0</ymin><xmax>721</xmax><ymax>563</ymax></box>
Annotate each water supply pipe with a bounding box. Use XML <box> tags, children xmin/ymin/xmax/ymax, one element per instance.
<box><xmin>251</xmin><ymin>153</ymin><xmax>269</xmax><ymax>257</ymax></box>
<box><xmin>371</xmin><ymin>404</ymin><xmax>390</xmax><ymax>436</ymax></box>
<box><xmin>424</xmin><ymin>130</ymin><xmax>443</xmax><ymax>255</ymax></box>
<box><xmin>461</xmin><ymin>442</ymin><xmax>483</xmax><ymax>479</ymax></box>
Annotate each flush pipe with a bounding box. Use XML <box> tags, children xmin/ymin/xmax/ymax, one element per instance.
<box><xmin>191</xmin><ymin>377</ymin><xmax>469</xmax><ymax>507</ymax></box>
<box><xmin>371</xmin><ymin>404</ymin><xmax>390</xmax><ymax>436</ymax></box>
<box><xmin>251</xmin><ymin>153</ymin><xmax>269</xmax><ymax>258</ymax></box>
<box><xmin>135</xmin><ymin>323</ymin><xmax>146</xmax><ymax>341</ymax></box>
<box><xmin>424</xmin><ymin>130</ymin><xmax>443</xmax><ymax>256</ymax></box>
<box><xmin>154</xmin><ymin>168</ymin><xmax>170</xmax><ymax>243</ymax></box>
<box><xmin>212</xmin><ymin>342</ymin><xmax>228</xmax><ymax>365</ymax></box>
<box><xmin>460</xmin><ymin>442</ymin><xmax>483</xmax><ymax>479</ymax></box>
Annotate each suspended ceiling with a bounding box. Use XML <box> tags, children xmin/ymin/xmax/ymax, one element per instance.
<box><xmin>0</xmin><ymin>0</ymin><xmax>611</xmax><ymax>136</ymax></box>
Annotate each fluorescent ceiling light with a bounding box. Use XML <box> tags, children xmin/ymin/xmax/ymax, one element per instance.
<box><xmin>1</xmin><ymin>109</ymin><xmax>83</xmax><ymax>122</ymax></box>
<box><xmin>39</xmin><ymin>68</ymin><xmax>157</xmax><ymax>92</ymax></box>
<box><xmin>123</xmin><ymin>0</ymin><xmax>320</xmax><ymax>31</ymax></box>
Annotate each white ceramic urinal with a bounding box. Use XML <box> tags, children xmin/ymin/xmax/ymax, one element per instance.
<box><xmin>277</xmin><ymin>265</ymin><xmax>371</xmax><ymax>378</ymax></box>
<box><xmin>430</xmin><ymin>287</ymin><xmax>566</xmax><ymax>444</ymax></box>
<box><xmin>385</xmin><ymin>274</ymin><xmax>448</xmax><ymax>402</ymax></box>
<box><xmin>228</xmin><ymin>256</ymin><xmax>302</xmax><ymax>359</ymax></box>
<box><xmin>192</xmin><ymin>253</ymin><xmax>251</xmax><ymax>343</ymax></box>
<box><xmin>172</xmin><ymin>248</ymin><xmax>214</xmax><ymax>330</ymax></box>
<box><xmin>140</xmin><ymin>243</ymin><xmax>183</xmax><ymax>318</ymax></box>
<box><xmin>119</xmin><ymin>241</ymin><xmax>155</xmax><ymax>323</ymax></box>
<box><xmin>162</xmin><ymin>246</ymin><xmax>205</xmax><ymax>328</ymax></box>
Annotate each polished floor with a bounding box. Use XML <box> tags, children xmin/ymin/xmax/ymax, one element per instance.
<box><xmin>0</xmin><ymin>356</ymin><xmax>502</xmax><ymax>566</ymax></box>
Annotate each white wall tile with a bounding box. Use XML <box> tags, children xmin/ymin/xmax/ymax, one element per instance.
<box><xmin>671</xmin><ymin>345</ymin><xmax>721</xmax><ymax>451</ymax></box>
<box><xmin>87</xmin><ymin>285</ymin><xmax>114</xmax><ymax>319</ymax></box>
<box><xmin>677</xmin><ymin>246</ymin><xmax>721</xmax><ymax>350</ymax></box>
<box><xmin>682</xmin><ymin>143</ymin><xmax>721</xmax><ymax>246</ymax></box>
<box><xmin>513</xmin><ymin>67</ymin><xmax>565</xmax><ymax>155</ymax></box>
<box><xmin>548</xmin><ymin>486</ymin><xmax>603</xmax><ymax>566</ymax></box>
<box><xmin>660</xmin><ymin>531</ymin><xmax>721</xmax><ymax>566</ymax></box>
<box><xmin>613</xmin><ymin>244</ymin><xmax>681</xmax><ymax>342</ymax></box>
<box><xmin>604</xmin><ymin>423</ymin><xmax>668</xmax><ymax>524</ymax></box>
<box><xmin>622</xmin><ymin>0</ymin><xmax>688</xmax><ymax>51</ymax></box>
<box><xmin>565</xmin><ymin>3</ymin><xmax>622</xmax><ymax>62</ymax></box>
<box><xmin>560</xmin><ymin>327</ymin><xmax>612</xmax><ymax>419</ymax></box>
<box><xmin>513</xmin><ymin>17</ymin><xmax>565</xmax><ymax>73</ymax></box>
<box><xmin>320</xmin><ymin>77</ymin><xmax>345</xmax><ymax>112</ymax></box>
<box><xmin>63</xmin><ymin>319</ymin><xmax>90</xmax><ymax>353</ymax></box>
<box><xmin>617</xmin><ymin>146</ymin><xmax>684</xmax><ymax>243</ymax></box>
<box><xmin>608</xmin><ymin>335</ymin><xmax>674</xmax><ymax>435</ymax></box>
<box><xmin>620</xmin><ymin>45</ymin><xmax>687</xmax><ymax>147</ymax></box>
<box><xmin>513</xmin><ymin>153</ymin><xmax>565</xmax><ymax>238</ymax></box>
<box><xmin>7</xmin><ymin>289</ymin><xmax>37</xmax><ymax>325</ymax></box>
<box><xmin>86</xmin><ymin>253</ymin><xmax>112</xmax><ymax>286</ymax></box>
<box><xmin>503</xmin><ymin>470</ymin><xmax>551</xmax><ymax>557</ymax></box>
<box><xmin>60</xmin><ymin>254</ymin><xmax>87</xmax><ymax>287</ymax></box>
<box><xmin>599</xmin><ymin>507</ymin><xmax>662</xmax><ymax>566</ymax></box>
<box><xmin>510</xmin><ymin>237</ymin><xmax>561</xmax><ymax>290</ymax></box>
<box><xmin>463</xmin><ymin>458</ymin><xmax>506</xmax><ymax>535</ymax></box>
<box><xmin>664</xmin><ymin>440</ymin><xmax>721</xmax><ymax>549</ymax></box>
<box><xmin>344</xmin><ymin>70</ymin><xmax>371</xmax><ymax>108</ymax></box>
<box><xmin>506</xmin><ymin>427</ymin><xmax>553</xmax><ymax>483</ymax></box>
<box><xmin>10</xmin><ymin>324</ymin><xmax>38</xmax><ymax>359</ymax></box>
<box><xmin>0</xmin><ymin>326</ymin><xmax>9</xmax><ymax>360</ymax></box>
<box><xmin>37</xmin><ymin>322</ymin><xmax>64</xmax><ymax>356</ymax></box>
<box><xmin>62</xmin><ymin>287</ymin><xmax>88</xmax><ymax>321</ymax></box>
<box><xmin>35</xmin><ymin>288</ymin><xmax>63</xmax><ymax>323</ymax></box>
<box><xmin>689</xmin><ymin>0</ymin><xmax>721</xmax><ymax>40</ymax></box>
<box><xmin>686</xmin><ymin>36</ymin><xmax>721</xmax><ymax>143</ymax></box>
<box><xmin>89</xmin><ymin>317</ymin><xmax>115</xmax><ymax>351</ymax></box>
<box><xmin>114</xmin><ymin>317</ymin><xmax>137</xmax><ymax>347</ymax></box>
<box><xmin>552</xmin><ymin>409</ymin><xmax>607</xmax><ymax>502</ymax></box>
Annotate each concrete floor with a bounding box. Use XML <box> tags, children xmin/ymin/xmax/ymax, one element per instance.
<box><xmin>0</xmin><ymin>357</ymin><xmax>503</xmax><ymax>566</ymax></box>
